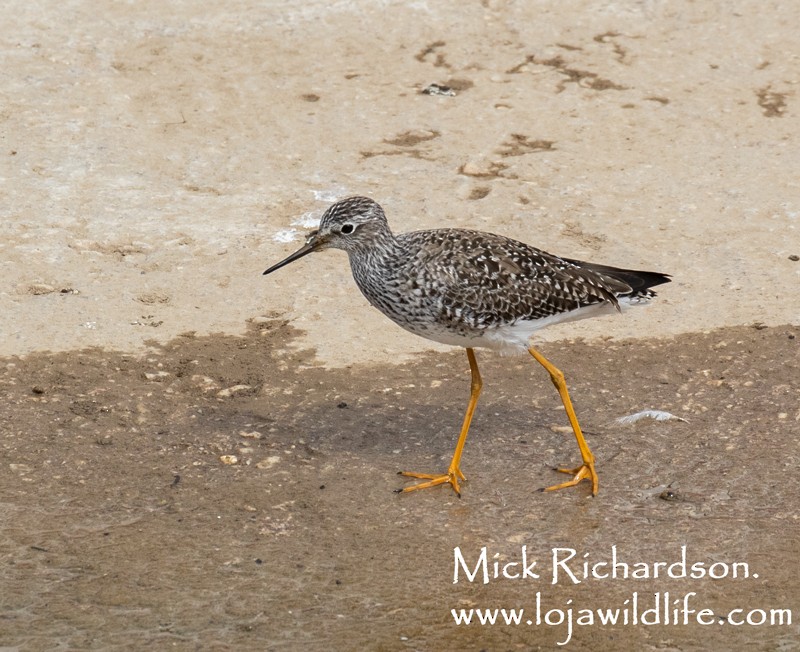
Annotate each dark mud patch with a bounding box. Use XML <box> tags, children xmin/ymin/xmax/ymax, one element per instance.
<box><xmin>1</xmin><ymin>323</ymin><xmax>798</xmax><ymax>650</ymax></box>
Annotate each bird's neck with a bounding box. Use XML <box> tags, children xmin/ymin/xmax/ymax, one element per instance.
<box><xmin>347</xmin><ymin>230</ymin><xmax>405</xmax><ymax>291</ymax></box>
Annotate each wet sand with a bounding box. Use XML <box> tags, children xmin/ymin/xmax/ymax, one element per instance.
<box><xmin>2</xmin><ymin>322</ymin><xmax>798</xmax><ymax>649</ymax></box>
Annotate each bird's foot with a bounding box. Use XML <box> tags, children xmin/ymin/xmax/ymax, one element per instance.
<box><xmin>396</xmin><ymin>467</ymin><xmax>466</xmax><ymax>497</ymax></box>
<box><xmin>541</xmin><ymin>460</ymin><xmax>599</xmax><ymax>496</ymax></box>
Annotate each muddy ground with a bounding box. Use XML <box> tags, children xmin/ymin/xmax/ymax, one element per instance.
<box><xmin>1</xmin><ymin>321</ymin><xmax>798</xmax><ymax>650</ymax></box>
<box><xmin>2</xmin><ymin>0</ymin><xmax>800</xmax><ymax>650</ymax></box>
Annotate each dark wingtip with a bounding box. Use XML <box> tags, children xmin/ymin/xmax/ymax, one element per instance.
<box><xmin>564</xmin><ymin>258</ymin><xmax>672</xmax><ymax>294</ymax></box>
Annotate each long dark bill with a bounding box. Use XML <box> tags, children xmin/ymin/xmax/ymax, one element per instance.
<box><xmin>263</xmin><ymin>241</ymin><xmax>317</xmax><ymax>275</ymax></box>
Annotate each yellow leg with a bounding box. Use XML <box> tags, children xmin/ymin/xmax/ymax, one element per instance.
<box><xmin>528</xmin><ymin>346</ymin><xmax>599</xmax><ymax>496</ymax></box>
<box><xmin>398</xmin><ymin>348</ymin><xmax>482</xmax><ymax>497</ymax></box>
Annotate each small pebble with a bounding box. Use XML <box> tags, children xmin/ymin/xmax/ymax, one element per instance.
<box><xmin>217</xmin><ymin>384</ymin><xmax>252</xmax><ymax>397</ymax></box>
<box><xmin>420</xmin><ymin>83</ymin><xmax>456</xmax><ymax>96</ymax></box>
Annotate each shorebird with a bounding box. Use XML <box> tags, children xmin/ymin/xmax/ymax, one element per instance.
<box><xmin>263</xmin><ymin>196</ymin><xmax>670</xmax><ymax>496</ymax></box>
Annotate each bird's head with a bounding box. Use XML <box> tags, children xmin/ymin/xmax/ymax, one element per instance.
<box><xmin>263</xmin><ymin>196</ymin><xmax>390</xmax><ymax>275</ymax></box>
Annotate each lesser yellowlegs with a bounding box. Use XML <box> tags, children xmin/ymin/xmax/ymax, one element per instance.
<box><xmin>263</xmin><ymin>196</ymin><xmax>670</xmax><ymax>496</ymax></box>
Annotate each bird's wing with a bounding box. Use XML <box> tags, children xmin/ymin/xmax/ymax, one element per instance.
<box><xmin>402</xmin><ymin>229</ymin><xmax>625</xmax><ymax>325</ymax></box>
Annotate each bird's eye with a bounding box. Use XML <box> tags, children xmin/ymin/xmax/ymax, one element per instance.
<box><xmin>340</xmin><ymin>223</ymin><xmax>355</xmax><ymax>234</ymax></box>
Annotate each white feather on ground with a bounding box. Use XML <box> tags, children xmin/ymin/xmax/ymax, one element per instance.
<box><xmin>616</xmin><ymin>410</ymin><xmax>688</xmax><ymax>425</ymax></box>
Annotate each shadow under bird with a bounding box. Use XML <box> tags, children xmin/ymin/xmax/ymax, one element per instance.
<box><xmin>263</xmin><ymin>196</ymin><xmax>670</xmax><ymax>497</ymax></box>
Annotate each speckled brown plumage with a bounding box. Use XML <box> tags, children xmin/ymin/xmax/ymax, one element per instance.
<box><xmin>264</xmin><ymin>196</ymin><xmax>670</xmax><ymax>353</ymax></box>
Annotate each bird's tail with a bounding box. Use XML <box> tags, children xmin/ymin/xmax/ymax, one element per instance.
<box><xmin>564</xmin><ymin>259</ymin><xmax>672</xmax><ymax>298</ymax></box>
